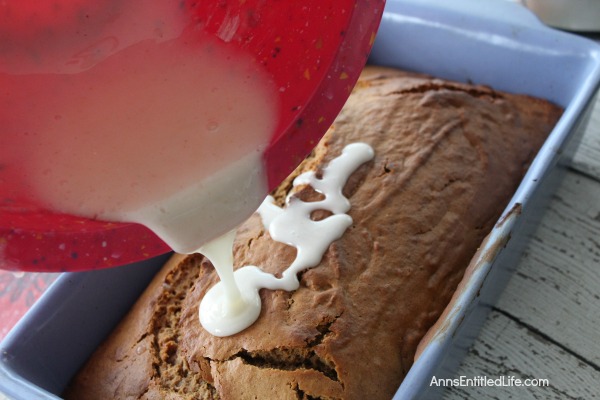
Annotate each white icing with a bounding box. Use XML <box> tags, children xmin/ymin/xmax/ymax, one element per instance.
<box><xmin>197</xmin><ymin>230</ymin><xmax>262</xmax><ymax>336</ymax></box>
<box><xmin>126</xmin><ymin>151</ymin><xmax>268</xmax><ymax>254</ymax></box>
<box><xmin>199</xmin><ymin>143</ymin><xmax>374</xmax><ymax>337</ymax></box>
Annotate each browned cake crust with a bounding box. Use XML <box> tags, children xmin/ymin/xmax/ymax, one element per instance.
<box><xmin>64</xmin><ymin>66</ymin><xmax>562</xmax><ymax>400</ymax></box>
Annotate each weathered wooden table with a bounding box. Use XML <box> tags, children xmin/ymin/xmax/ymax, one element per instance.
<box><xmin>445</xmin><ymin>93</ymin><xmax>600</xmax><ymax>398</ymax></box>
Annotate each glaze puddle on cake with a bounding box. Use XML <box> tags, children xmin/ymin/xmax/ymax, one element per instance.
<box><xmin>199</xmin><ymin>143</ymin><xmax>375</xmax><ymax>336</ymax></box>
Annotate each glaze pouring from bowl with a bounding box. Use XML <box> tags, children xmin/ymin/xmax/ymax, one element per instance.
<box><xmin>0</xmin><ymin>0</ymin><xmax>385</xmax><ymax>271</ymax></box>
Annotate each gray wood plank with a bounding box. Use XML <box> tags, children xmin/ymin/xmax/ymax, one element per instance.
<box><xmin>572</xmin><ymin>96</ymin><xmax>600</xmax><ymax>180</ymax></box>
<box><xmin>444</xmin><ymin>311</ymin><xmax>600</xmax><ymax>400</ymax></box>
<box><xmin>443</xmin><ymin>149</ymin><xmax>600</xmax><ymax>399</ymax></box>
<box><xmin>495</xmin><ymin>170</ymin><xmax>600</xmax><ymax>365</ymax></box>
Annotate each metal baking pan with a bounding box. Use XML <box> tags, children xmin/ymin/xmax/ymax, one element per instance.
<box><xmin>2</xmin><ymin>0</ymin><xmax>600</xmax><ymax>399</ymax></box>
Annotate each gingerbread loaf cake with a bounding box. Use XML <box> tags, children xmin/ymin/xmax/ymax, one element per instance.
<box><xmin>63</xmin><ymin>66</ymin><xmax>562</xmax><ymax>399</ymax></box>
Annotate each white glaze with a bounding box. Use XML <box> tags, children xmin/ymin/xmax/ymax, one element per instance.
<box><xmin>199</xmin><ymin>143</ymin><xmax>374</xmax><ymax>336</ymax></box>
<box><xmin>125</xmin><ymin>151</ymin><xmax>269</xmax><ymax>253</ymax></box>
<box><xmin>198</xmin><ymin>230</ymin><xmax>242</xmax><ymax>307</ymax></box>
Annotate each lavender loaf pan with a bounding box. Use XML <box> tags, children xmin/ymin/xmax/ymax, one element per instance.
<box><xmin>2</xmin><ymin>0</ymin><xmax>600</xmax><ymax>399</ymax></box>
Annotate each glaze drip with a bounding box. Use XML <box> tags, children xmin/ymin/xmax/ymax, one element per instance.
<box><xmin>199</xmin><ymin>143</ymin><xmax>374</xmax><ymax>336</ymax></box>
